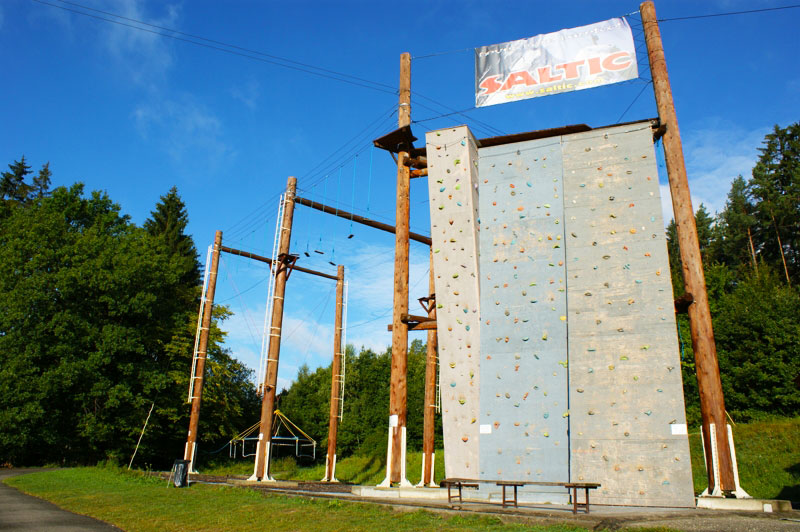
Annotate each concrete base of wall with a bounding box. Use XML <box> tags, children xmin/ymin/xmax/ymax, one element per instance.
<box><xmin>696</xmin><ymin>497</ymin><xmax>792</xmax><ymax>512</ymax></box>
<box><xmin>352</xmin><ymin>486</ymin><xmax>449</xmax><ymax>500</ymax></box>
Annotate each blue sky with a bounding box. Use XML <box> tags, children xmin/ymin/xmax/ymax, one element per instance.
<box><xmin>2</xmin><ymin>0</ymin><xmax>798</xmax><ymax>393</ymax></box>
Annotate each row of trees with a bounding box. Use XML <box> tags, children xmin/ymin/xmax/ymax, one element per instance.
<box><xmin>276</xmin><ymin>340</ymin><xmax>441</xmax><ymax>460</ymax></box>
<box><xmin>1</xmin><ymin>121</ymin><xmax>796</xmax><ymax>467</ymax></box>
<box><xmin>0</xmin><ymin>160</ymin><xmax>260</xmax><ymax>467</ymax></box>
<box><xmin>668</xmin><ymin>123</ymin><xmax>799</xmax><ymax>424</ymax></box>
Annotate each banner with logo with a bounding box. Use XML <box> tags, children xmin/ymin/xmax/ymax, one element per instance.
<box><xmin>475</xmin><ymin>18</ymin><xmax>637</xmax><ymax>108</ymax></box>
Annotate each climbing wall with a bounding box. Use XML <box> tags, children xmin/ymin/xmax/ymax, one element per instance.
<box><xmin>477</xmin><ymin>138</ymin><xmax>570</xmax><ymax>502</ymax></box>
<box><xmin>426</xmin><ymin>120</ymin><xmax>694</xmax><ymax>507</ymax></box>
<box><xmin>562</xmin><ymin>123</ymin><xmax>694</xmax><ymax>506</ymax></box>
<box><xmin>426</xmin><ymin>126</ymin><xmax>482</xmax><ymax>478</ymax></box>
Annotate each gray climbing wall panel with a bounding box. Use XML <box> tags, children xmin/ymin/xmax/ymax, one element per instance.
<box><xmin>562</xmin><ymin>123</ymin><xmax>693</xmax><ymax>506</ymax></box>
<box><xmin>426</xmin><ymin>120</ymin><xmax>693</xmax><ymax>507</ymax></box>
<box><xmin>426</xmin><ymin>126</ymin><xmax>482</xmax><ymax>478</ymax></box>
<box><xmin>477</xmin><ymin>138</ymin><xmax>569</xmax><ymax>502</ymax></box>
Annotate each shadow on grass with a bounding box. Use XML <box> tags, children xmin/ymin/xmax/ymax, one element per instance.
<box><xmin>776</xmin><ymin>462</ymin><xmax>799</xmax><ymax>508</ymax></box>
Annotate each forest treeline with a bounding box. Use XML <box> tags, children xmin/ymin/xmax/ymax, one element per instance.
<box><xmin>1</xmin><ymin>123</ymin><xmax>797</xmax><ymax>467</ymax></box>
<box><xmin>0</xmin><ymin>164</ymin><xmax>259</xmax><ymax>467</ymax></box>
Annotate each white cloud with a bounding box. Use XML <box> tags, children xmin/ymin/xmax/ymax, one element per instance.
<box><xmin>99</xmin><ymin>0</ymin><xmax>180</xmax><ymax>89</ymax></box>
<box><xmin>682</xmin><ymin>122</ymin><xmax>768</xmax><ymax>214</ymax></box>
<box><xmin>231</xmin><ymin>80</ymin><xmax>261</xmax><ymax>109</ymax></box>
<box><xmin>133</xmin><ymin>95</ymin><xmax>234</xmax><ymax>168</ymax></box>
<box><xmin>658</xmin><ymin>121</ymin><xmax>768</xmax><ymax>223</ymax></box>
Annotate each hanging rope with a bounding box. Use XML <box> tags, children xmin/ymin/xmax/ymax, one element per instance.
<box><xmin>367</xmin><ymin>145</ymin><xmax>374</xmax><ymax>213</ymax></box>
<box><xmin>315</xmin><ymin>176</ymin><xmax>329</xmax><ymax>254</ymax></box>
<box><xmin>348</xmin><ymin>155</ymin><xmax>358</xmax><ymax>238</ymax></box>
<box><xmin>329</xmin><ymin>167</ymin><xmax>343</xmax><ymax>266</ymax></box>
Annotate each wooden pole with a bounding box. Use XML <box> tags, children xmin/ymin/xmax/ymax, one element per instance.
<box><xmin>384</xmin><ymin>52</ymin><xmax>412</xmax><ymax>486</ymax></box>
<box><xmin>252</xmin><ymin>177</ymin><xmax>297</xmax><ymax>481</ymax></box>
<box><xmin>184</xmin><ymin>230</ymin><xmax>222</xmax><ymax>471</ymax></box>
<box><xmin>641</xmin><ymin>1</ymin><xmax>735</xmax><ymax>493</ymax></box>
<box><xmin>421</xmin><ymin>249</ymin><xmax>438</xmax><ymax>486</ymax></box>
<box><xmin>294</xmin><ymin>196</ymin><xmax>432</xmax><ymax>246</ymax></box>
<box><xmin>324</xmin><ymin>265</ymin><xmax>345</xmax><ymax>482</ymax></box>
<box><xmin>220</xmin><ymin>245</ymin><xmax>339</xmax><ymax>281</ymax></box>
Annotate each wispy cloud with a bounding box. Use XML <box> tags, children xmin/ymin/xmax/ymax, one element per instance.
<box><xmin>98</xmin><ymin>0</ymin><xmax>179</xmax><ymax>89</ymax></box>
<box><xmin>133</xmin><ymin>95</ymin><xmax>235</xmax><ymax>170</ymax></box>
<box><xmin>231</xmin><ymin>80</ymin><xmax>261</xmax><ymax>109</ymax></box>
<box><xmin>659</xmin><ymin>121</ymin><xmax>768</xmax><ymax>222</ymax></box>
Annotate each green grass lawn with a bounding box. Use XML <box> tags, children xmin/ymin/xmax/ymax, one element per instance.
<box><xmin>202</xmin><ymin>450</ymin><xmax>445</xmax><ymax>486</ymax></box>
<box><xmin>688</xmin><ymin>416</ymin><xmax>800</xmax><ymax>500</ymax></box>
<box><xmin>4</xmin><ymin>417</ymin><xmax>796</xmax><ymax>532</ymax></box>
<box><xmin>202</xmin><ymin>417</ymin><xmax>800</xmax><ymax>501</ymax></box>
<box><xmin>5</xmin><ymin>467</ymin><xmax>603</xmax><ymax>532</ymax></box>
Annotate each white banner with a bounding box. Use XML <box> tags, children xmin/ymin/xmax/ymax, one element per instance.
<box><xmin>475</xmin><ymin>18</ymin><xmax>638</xmax><ymax>108</ymax></box>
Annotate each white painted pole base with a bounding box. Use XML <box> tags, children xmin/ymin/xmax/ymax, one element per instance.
<box><xmin>185</xmin><ymin>442</ymin><xmax>199</xmax><ymax>475</ymax></box>
<box><xmin>397</xmin><ymin>426</ymin><xmax>412</xmax><ymax>488</ymax></box>
<box><xmin>248</xmin><ymin>440</ymin><xmax>275</xmax><ymax>482</ymax></box>
<box><xmin>698</xmin><ymin>423</ymin><xmax>750</xmax><ymax>499</ymax></box>
<box><xmin>415</xmin><ymin>451</ymin><xmax>436</xmax><ymax>488</ymax></box>
<box><xmin>377</xmin><ymin>424</ymin><xmax>394</xmax><ymax>487</ymax></box>
<box><xmin>378</xmin><ymin>420</ymin><xmax>411</xmax><ymax>488</ymax></box>
<box><xmin>322</xmin><ymin>454</ymin><xmax>338</xmax><ymax>483</ymax></box>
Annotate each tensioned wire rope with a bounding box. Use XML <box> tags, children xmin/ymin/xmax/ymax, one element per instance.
<box><xmin>224</xmin><ymin>106</ymin><xmax>397</xmax><ymax>241</ymax></box>
<box><xmin>34</xmin><ymin>0</ymin><xmax>508</xmax><ymax>142</ymax></box>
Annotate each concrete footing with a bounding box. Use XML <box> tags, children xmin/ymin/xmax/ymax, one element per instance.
<box><xmin>696</xmin><ymin>497</ymin><xmax>792</xmax><ymax>512</ymax></box>
<box><xmin>352</xmin><ymin>486</ymin><xmax>449</xmax><ymax>500</ymax></box>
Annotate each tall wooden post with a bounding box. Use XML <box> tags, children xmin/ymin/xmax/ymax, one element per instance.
<box><xmin>251</xmin><ymin>177</ymin><xmax>297</xmax><ymax>482</ymax></box>
<box><xmin>420</xmin><ymin>249</ymin><xmax>438</xmax><ymax>487</ymax></box>
<box><xmin>184</xmin><ymin>230</ymin><xmax>222</xmax><ymax>472</ymax></box>
<box><xmin>641</xmin><ymin>1</ymin><xmax>735</xmax><ymax>494</ymax></box>
<box><xmin>382</xmin><ymin>52</ymin><xmax>412</xmax><ymax>487</ymax></box>
<box><xmin>323</xmin><ymin>265</ymin><xmax>345</xmax><ymax>482</ymax></box>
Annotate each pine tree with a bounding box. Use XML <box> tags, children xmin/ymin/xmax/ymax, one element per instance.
<box><xmin>144</xmin><ymin>186</ymin><xmax>201</xmax><ymax>288</ymax></box>
<box><xmin>694</xmin><ymin>203</ymin><xmax>715</xmax><ymax>263</ymax></box>
<box><xmin>32</xmin><ymin>162</ymin><xmax>52</xmax><ymax>199</ymax></box>
<box><xmin>0</xmin><ymin>157</ymin><xmax>32</xmax><ymax>203</ymax></box>
<box><xmin>749</xmin><ymin>122</ymin><xmax>800</xmax><ymax>282</ymax></box>
<box><xmin>713</xmin><ymin>176</ymin><xmax>757</xmax><ymax>270</ymax></box>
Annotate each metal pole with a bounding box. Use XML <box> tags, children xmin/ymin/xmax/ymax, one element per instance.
<box><xmin>251</xmin><ymin>177</ymin><xmax>297</xmax><ymax>481</ymax></box>
<box><xmin>421</xmin><ymin>249</ymin><xmax>438</xmax><ymax>486</ymax></box>
<box><xmin>385</xmin><ymin>52</ymin><xmax>412</xmax><ymax>486</ymax></box>
<box><xmin>641</xmin><ymin>1</ymin><xmax>735</xmax><ymax>493</ymax></box>
<box><xmin>324</xmin><ymin>265</ymin><xmax>345</xmax><ymax>482</ymax></box>
<box><xmin>184</xmin><ymin>230</ymin><xmax>222</xmax><ymax>472</ymax></box>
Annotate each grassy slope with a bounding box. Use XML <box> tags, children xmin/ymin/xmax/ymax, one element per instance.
<box><xmin>4</xmin><ymin>467</ymin><xmax>594</xmax><ymax>532</ymax></box>
<box><xmin>204</xmin><ymin>450</ymin><xmax>445</xmax><ymax>486</ymax></box>
<box><xmin>207</xmin><ymin>418</ymin><xmax>800</xmax><ymax>500</ymax></box>
<box><xmin>688</xmin><ymin>417</ymin><xmax>800</xmax><ymax>500</ymax></box>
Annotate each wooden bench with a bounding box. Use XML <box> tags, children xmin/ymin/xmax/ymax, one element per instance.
<box><xmin>564</xmin><ymin>482</ymin><xmax>601</xmax><ymax>514</ymax></box>
<box><xmin>441</xmin><ymin>478</ymin><xmax>480</xmax><ymax>505</ymax></box>
<box><xmin>441</xmin><ymin>478</ymin><xmax>601</xmax><ymax>514</ymax></box>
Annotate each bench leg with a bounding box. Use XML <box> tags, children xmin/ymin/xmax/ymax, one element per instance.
<box><xmin>585</xmin><ymin>487</ymin><xmax>590</xmax><ymax>514</ymax></box>
<box><xmin>501</xmin><ymin>485</ymin><xmax>507</xmax><ymax>508</ymax></box>
<box><xmin>513</xmin><ymin>485</ymin><xmax>518</xmax><ymax>508</ymax></box>
<box><xmin>572</xmin><ymin>487</ymin><xmax>578</xmax><ymax>514</ymax></box>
